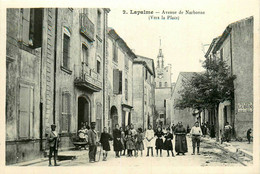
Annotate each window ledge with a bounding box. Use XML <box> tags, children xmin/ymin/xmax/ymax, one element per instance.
<box><xmin>61</xmin><ymin>66</ymin><xmax>72</xmax><ymax>75</ymax></box>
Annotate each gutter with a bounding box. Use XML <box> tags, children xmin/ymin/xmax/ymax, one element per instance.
<box><xmin>53</xmin><ymin>8</ymin><xmax>58</xmax><ymax>124</ymax></box>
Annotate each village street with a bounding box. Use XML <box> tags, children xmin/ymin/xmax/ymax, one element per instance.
<box><xmin>28</xmin><ymin>136</ymin><xmax>251</xmax><ymax>167</ymax></box>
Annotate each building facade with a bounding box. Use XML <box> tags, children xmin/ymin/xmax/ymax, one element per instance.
<box><xmin>171</xmin><ymin>72</ymin><xmax>197</xmax><ymax>128</ymax></box>
<box><xmin>205</xmin><ymin>16</ymin><xmax>253</xmax><ymax>139</ymax></box>
<box><xmin>154</xmin><ymin>45</ymin><xmax>172</xmax><ymax>127</ymax></box>
<box><xmin>132</xmin><ymin>56</ymin><xmax>156</xmax><ymax>130</ymax></box>
<box><xmin>105</xmin><ymin>28</ymin><xmax>136</xmax><ymax>132</ymax></box>
<box><xmin>5</xmin><ymin>8</ymin><xmax>109</xmax><ymax>165</ymax></box>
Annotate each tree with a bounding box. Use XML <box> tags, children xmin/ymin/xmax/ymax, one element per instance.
<box><xmin>175</xmin><ymin>58</ymin><xmax>236</xmax><ymax>112</ymax></box>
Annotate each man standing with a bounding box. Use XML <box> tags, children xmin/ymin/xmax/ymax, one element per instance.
<box><xmin>88</xmin><ymin>122</ymin><xmax>98</xmax><ymax>163</ymax></box>
<box><xmin>174</xmin><ymin>122</ymin><xmax>188</xmax><ymax>155</ymax></box>
<box><xmin>190</xmin><ymin>121</ymin><xmax>203</xmax><ymax>155</ymax></box>
<box><xmin>47</xmin><ymin>124</ymin><xmax>60</xmax><ymax>166</ymax></box>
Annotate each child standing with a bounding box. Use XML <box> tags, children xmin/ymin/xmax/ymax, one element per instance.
<box><xmin>126</xmin><ymin>129</ymin><xmax>135</xmax><ymax>157</ymax></box>
<box><xmin>136</xmin><ymin>128</ymin><xmax>144</xmax><ymax>157</ymax></box>
<box><xmin>164</xmin><ymin>127</ymin><xmax>175</xmax><ymax>157</ymax></box>
<box><xmin>100</xmin><ymin>127</ymin><xmax>113</xmax><ymax>161</ymax></box>
<box><xmin>155</xmin><ymin>127</ymin><xmax>164</xmax><ymax>157</ymax></box>
<box><xmin>145</xmin><ymin>124</ymin><xmax>154</xmax><ymax>157</ymax></box>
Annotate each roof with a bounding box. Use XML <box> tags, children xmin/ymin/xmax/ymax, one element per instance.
<box><xmin>107</xmin><ymin>28</ymin><xmax>137</xmax><ymax>60</ymax></box>
<box><xmin>204</xmin><ymin>37</ymin><xmax>220</xmax><ymax>58</ymax></box>
<box><xmin>212</xmin><ymin>16</ymin><xmax>253</xmax><ymax>54</ymax></box>
<box><xmin>179</xmin><ymin>72</ymin><xmax>198</xmax><ymax>80</ymax></box>
<box><xmin>134</xmin><ymin>55</ymin><xmax>156</xmax><ymax>77</ymax></box>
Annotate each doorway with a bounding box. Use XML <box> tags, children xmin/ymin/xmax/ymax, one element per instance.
<box><xmin>110</xmin><ymin>106</ymin><xmax>118</xmax><ymax>130</ymax></box>
<box><xmin>78</xmin><ymin>96</ymin><xmax>90</xmax><ymax>130</ymax></box>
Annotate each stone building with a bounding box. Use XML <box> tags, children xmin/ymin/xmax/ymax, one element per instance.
<box><xmin>205</xmin><ymin>16</ymin><xmax>253</xmax><ymax>139</ymax></box>
<box><xmin>5</xmin><ymin>8</ymin><xmax>109</xmax><ymax>165</ymax></box>
<box><xmin>105</xmin><ymin>28</ymin><xmax>136</xmax><ymax>132</ymax></box>
<box><xmin>171</xmin><ymin>72</ymin><xmax>197</xmax><ymax>128</ymax></box>
<box><xmin>154</xmin><ymin>44</ymin><xmax>172</xmax><ymax>127</ymax></box>
<box><xmin>132</xmin><ymin>56</ymin><xmax>156</xmax><ymax>130</ymax></box>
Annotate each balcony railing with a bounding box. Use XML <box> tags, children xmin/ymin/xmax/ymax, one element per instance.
<box><xmin>80</xmin><ymin>13</ymin><xmax>95</xmax><ymax>42</ymax></box>
<box><xmin>74</xmin><ymin>62</ymin><xmax>102</xmax><ymax>92</ymax></box>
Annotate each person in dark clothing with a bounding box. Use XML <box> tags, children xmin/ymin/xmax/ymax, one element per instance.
<box><xmin>163</xmin><ymin>127</ymin><xmax>175</xmax><ymax>157</ymax></box>
<box><xmin>155</xmin><ymin>127</ymin><xmax>164</xmax><ymax>157</ymax></box>
<box><xmin>100</xmin><ymin>127</ymin><xmax>113</xmax><ymax>161</ymax></box>
<box><xmin>174</xmin><ymin>122</ymin><xmax>188</xmax><ymax>155</ymax></box>
<box><xmin>171</xmin><ymin>124</ymin><xmax>175</xmax><ymax>134</ymax></box>
<box><xmin>247</xmin><ymin>128</ymin><xmax>252</xmax><ymax>144</ymax></box>
<box><xmin>186</xmin><ymin>124</ymin><xmax>191</xmax><ymax>134</ymax></box>
<box><xmin>113</xmin><ymin>124</ymin><xmax>122</xmax><ymax>158</ymax></box>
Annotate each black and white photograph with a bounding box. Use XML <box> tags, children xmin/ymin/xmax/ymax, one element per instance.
<box><xmin>1</xmin><ymin>0</ymin><xmax>260</xmax><ymax>174</ymax></box>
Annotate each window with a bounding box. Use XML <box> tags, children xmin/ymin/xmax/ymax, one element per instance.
<box><xmin>97</xmin><ymin>60</ymin><xmax>101</xmax><ymax>74</ymax></box>
<box><xmin>125</xmin><ymin>79</ymin><xmax>128</xmax><ymax>100</ymax></box>
<box><xmin>97</xmin><ymin>10</ymin><xmax>101</xmax><ymax>36</ymax></box>
<box><xmin>63</xmin><ymin>34</ymin><xmax>70</xmax><ymax>69</ymax></box>
<box><xmin>21</xmin><ymin>8</ymin><xmax>43</xmax><ymax>48</ymax></box>
<box><xmin>159</xmin><ymin>82</ymin><xmax>162</xmax><ymax>87</ymax></box>
<box><xmin>113</xmin><ymin>69</ymin><xmax>122</xmax><ymax>94</ymax></box>
<box><xmin>61</xmin><ymin>92</ymin><xmax>71</xmax><ymax>132</ymax></box>
<box><xmin>113</xmin><ymin>43</ymin><xmax>118</xmax><ymax>62</ymax></box>
<box><xmin>19</xmin><ymin>84</ymin><xmax>34</xmax><ymax>139</ymax></box>
<box><xmin>125</xmin><ymin>55</ymin><xmax>129</xmax><ymax>69</ymax></box>
<box><xmin>82</xmin><ymin>44</ymin><xmax>89</xmax><ymax>65</ymax></box>
<box><xmin>145</xmin><ymin>69</ymin><xmax>148</xmax><ymax>80</ymax></box>
<box><xmin>165</xmin><ymin>82</ymin><xmax>167</xmax><ymax>87</ymax></box>
<box><xmin>164</xmin><ymin>99</ymin><xmax>166</xmax><ymax>107</ymax></box>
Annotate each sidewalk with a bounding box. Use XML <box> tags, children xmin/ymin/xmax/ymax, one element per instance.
<box><xmin>202</xmin><ymin>136</ymin><xmax>253</xmax><ymax>160</ymax></box>
<box><xmin>12</xmin><ymin>148</ymin><xmax>89</xmax><ymax>166</ymax></box>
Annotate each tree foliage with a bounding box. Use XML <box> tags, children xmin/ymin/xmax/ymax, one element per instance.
<box><xmin>175</xmin><ymin>58</ymin><xmax>236</xmax><ymax>111</ymax></box>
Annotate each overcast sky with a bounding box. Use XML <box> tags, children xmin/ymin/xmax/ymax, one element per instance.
<box><xmin>107</xmin><ymin>0</ymin><xmax>257</xmax><ymax>82</ymax></box>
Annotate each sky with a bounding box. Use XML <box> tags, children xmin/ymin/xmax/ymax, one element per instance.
<box><xmin>107</xmin><ymin>0</ymin><xmax>258</xmax><ymax>82</ymax></box>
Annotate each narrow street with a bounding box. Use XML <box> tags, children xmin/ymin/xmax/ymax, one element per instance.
<box><xmin>30</xmin><ymin>136</ymin><xmax>248</xmax><ymax>167</ymax></box>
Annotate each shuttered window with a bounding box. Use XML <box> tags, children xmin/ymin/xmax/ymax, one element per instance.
<box><xmin>19</xmin><ymin>84</ymin><xmax>34</xmax><ymax>139</ymax></box>
<box><xmin>113</xmin><ymin>69</ymin><xmax>122</xmax><ymax>94</ymax></box>
<box><xmin>61</xmin><ymin>92</ymin><xmax>71</xmax><ymax>132</ymax></box>
<box><xmin>63</xmin><ymin>34</ymin><xmax>70</xmax><ymax>69</ymax></box>
<box><xmin>22</xmin><ymin>8</ymin><xmax>30</xmax><ymax>45</ymax></box>
<box><xmin>21</xmin><ymin>8</ymin><xmax>43</xmax><ymax>48</ymax></box>
<box><xmin>82</xmin><ymin>44</ymin><xmax>89</xmax><ymax>65</ymax></box>
<box><xmin>113</xmin><ymin>43</ymin><xmax>118</xmax><ymax>62</ymax></box>
<box><xmin>125</xmin><ymin>78</ymin><xmax>128</xmax><ymax>100</ymax></box>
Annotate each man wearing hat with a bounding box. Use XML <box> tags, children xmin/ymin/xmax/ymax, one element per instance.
<box><xmin>47</xmin><ymin>124</ymin><xmax>60</xmax><ymax>166</ymax></box>
<box><xmin>88</xmin><ymin>122</ymin><xmax>98</xmax><ymax>163</ymax></box>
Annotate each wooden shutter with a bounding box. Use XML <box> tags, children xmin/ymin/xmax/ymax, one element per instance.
<box><xmin>125</xmin><ymin>79</ymin><xmax>128</xmax><ymax>100</ymax></box>
<box><xmin>22</xmin><ymin>8</ymin><xmax>30</xmax><ymax>45</ymax></box>
<box><xmin>119</xmin><ymin>71</ymin><xmax>122</xmax><ymax>94</ymax></box>
<box><xmin>29</xmin><ymin>87</ymin><xmax>34</xmax><ymax>138</ymax></box>
<box><xmin>113</xmin><ymin>69</ymin><xmax>119</xmax><ymax>94</ymax></box>
<box><xmin>62</xmin><ymin>93</ymin><xmax>70</xmax><ymax>132</ymax></box>
<box><xmin>19</xmin><ymin>84</ymin><xmax>30</xmax><ymax>138</ymax></box>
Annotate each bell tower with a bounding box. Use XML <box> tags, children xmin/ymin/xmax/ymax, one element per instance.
<box><xmin>157</xmin><ymin>39</ymin><xmax>164</xmax><ymax>68</ymax></box>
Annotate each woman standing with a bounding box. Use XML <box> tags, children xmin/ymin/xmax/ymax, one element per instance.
<box><xmin>136</xmin><ymin>128</ymin><xmax>144</xmax><ymax>157</ymax></box>
<box><xmin>155</xmin><ymin>126</ymin><xmax>164</xmax><ymax>157</ymax></box>
<box><xmin>145</xmin><ymin>124</ymin><xmax>154</xmax><ymax>157</ymax></box>
<box><xmin>174</xmin><ymin>122</ymin><xmax>188</xmax><ymax>155</ymax></box>
<box><xmin>113</xmin><ymin>124</ymin><xmax>122</xmax><ymax>158</ymax></box>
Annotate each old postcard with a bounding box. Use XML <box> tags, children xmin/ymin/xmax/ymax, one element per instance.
<box><xmin>0</xmin><ymin>0</ymin><xmax>259</xmax><ymax>174</ymax></box>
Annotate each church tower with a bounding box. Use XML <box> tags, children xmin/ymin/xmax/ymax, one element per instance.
<box><xmin>157</xmin><ymin>39</ymin><xmax>164</xmax><ymax>68</ymax></box>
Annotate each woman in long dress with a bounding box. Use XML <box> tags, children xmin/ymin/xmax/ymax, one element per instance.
<box><xmin>174</xmin><ymin>122</ymin><xmax>188</xmax><ymax>155</ymax></box>
<box><xmin>145</xmin><ymin>124</ymin><xmax>154</xmax><ymax>157</ymax></box>
<box><xmin>155</xmin><ymin>127</ymin><xmax>164</xmax><ymax>157</ymax></box>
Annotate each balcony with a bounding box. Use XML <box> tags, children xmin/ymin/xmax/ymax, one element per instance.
<box><xmin>80</xmin><ymin>14</ymin><xmax>95</xmax><ymax>42</ymax></box>
<box><xmin>74</xmin><ymin>63</ymin><xmax>102</xmax><ymax>92</ymax></box>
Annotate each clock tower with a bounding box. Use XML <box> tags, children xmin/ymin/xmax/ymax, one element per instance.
<box><xmin>154</xmin><ymin>39</ymin><xmax>172</xmax><ymax>127</ymax></box>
